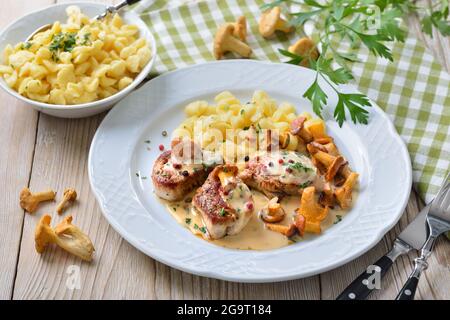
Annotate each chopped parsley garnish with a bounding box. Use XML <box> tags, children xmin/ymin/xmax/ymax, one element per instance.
<box><xmin>48</xmin><ymin>32</ymin><xmax>79</xmax><ymax>61</ymax></box>
<box><xmin>185</xmin><ymin>218</ymin><xmax>191</xmax><ymax>224</ymax></box>
<box><xmin>219</xmin><ymin>208</ymin><xmax>226</xmax><ymax>217</ymax></box>
<box><xmin>193</xmin><ymin>224</ymin><xmax>206</xmax><ymax>233</ymax></box>
<box><xmin>299</xmin><ymin>181</ymin><xmax>312</xmax><ymax>189</ymax></box>
<box><xmin>334</xmin><ymin>215</ymin><xmax>343</xmax><ymax>224</ymax></box>
<box><xmin>21</xmin><ymin>42</ymin><xmax>33</xmax><ymax>50</ymax></box>
<box><xmin>240</xmin><ymin>109</ymin><xmax>245</xmax><ymax>115</ymax></box>
<box><xmin>135</xmin><ymin>172</ymin><xmax>147</xmax><ymax>179</ymax></box>
<box><xmin>80</xmin><ymin>33</ymin><xmax>91</xmax><ymax>46</ymax></box>
<box><xmin>289</xmin><ymin>162</ymin><xmax>312</xmax><ymax>173</ymax></box>
<box><xmin>144</xmin><ymin>140</ymin><xmax>151</xmax><ymax>144</ymax></box>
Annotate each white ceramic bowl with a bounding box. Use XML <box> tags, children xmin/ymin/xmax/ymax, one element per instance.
<box><xmin>0</xmin><ymin>2</ymin><xmax>156</xmax><ymax>118</ymax></box>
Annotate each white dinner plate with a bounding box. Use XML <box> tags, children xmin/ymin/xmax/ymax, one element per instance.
<box><xmin>88</xmin><ymin>60</ymin><xmax>412</xmax><ymax>282</ymax></box>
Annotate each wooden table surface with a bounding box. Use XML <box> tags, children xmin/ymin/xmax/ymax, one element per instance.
<box><xmin>0</xmin><ymin>0</ymin><xmax>449</xmax><ymax>300</ymax></box>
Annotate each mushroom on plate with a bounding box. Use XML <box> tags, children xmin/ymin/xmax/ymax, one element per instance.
<box><xmin>335</xmin><ymin>172</ymin><xmax>359</xmax><ymax>209</ymax></box>
<box><xmin>311</xmin><ymin>150</ymin><xmax>347</xmax><ymax>182</ymax></box>
<box><xmin>259</xmin><ymin>197</ymin><xmax>285</xmax><ymax>223</ymax></box>
<box><xmin>296</xmin><ymin>186</ymin><xmax>329</xmax><ymax>234</ymax></box>
<box><xmin>290</xmin><ymin>116</ymin><xmax>313</xmax><ymax>143</ymax></box>
<box><xmin>259</xmin><ymin>6</ymin><xmax>293</xmax><ymax>38</ymax></box>
<box><xmin>214</xmin><ymin>24</ymin><xmax>252</xmax><ymax>59</ymax></box>
<box><xmin>20</xmin><ymin>187</ymin><xmax>56</xmax><ymax>213</ymax></box>
<box><xmin>265</xmin><ymin>222</ymin><xmax>297</xmax><ymax>237</ymax></box>
<box><xmin>288</xmin><ymin>37</ymin><xmax>320</xmax><ymax>67</ymax></box>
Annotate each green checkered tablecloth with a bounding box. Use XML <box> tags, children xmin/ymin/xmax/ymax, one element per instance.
<box><xmin>135</xmin><ymin>0</ymin><xmax>449</xmax><ymax>203</ymax></box>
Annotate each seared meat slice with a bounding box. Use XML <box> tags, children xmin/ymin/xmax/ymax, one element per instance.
<box><xmin>192</xmin><ymin>165</ymin><xmax>254</xmax><ymax>239</ymax></box>
<box><xmin>152</xmin><ymin>139</ymin><xmax>216</xmax><ymax>201</ymax></box>
<box><xmin>152</xmin><ymin>150</ymin><xmax>209</xmax><ymax>201</ymax></box>
<box><xmin>240</xmin><ymin>151</ymin><xmax>318</xmax><ymax>197</ymax></box>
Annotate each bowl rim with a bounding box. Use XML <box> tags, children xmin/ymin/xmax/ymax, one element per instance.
<box><xmin>0</xmin><ymin>1</ymin><xmax>157</xmax><ymax>110</ymax></box>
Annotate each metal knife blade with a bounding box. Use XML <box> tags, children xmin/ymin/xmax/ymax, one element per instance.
<box><xmin>337</xmin><ymin>203</ymin><xmax>431</xmax><ymax>300</ymax></box>
<box><xmin>397</xmin><ymin>204</ymin><xmax>430</xmax><ymax>250</ymax></box>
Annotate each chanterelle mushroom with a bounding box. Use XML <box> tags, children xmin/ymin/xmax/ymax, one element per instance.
<box><xmin>214</xmin><ymin>23</ymin><xmax>252</xmax><ymax>59</ymax></box>
<box><xmin>259</xmin><ymin>197</ymin><xmax>285</xmax><ymax>223</ymax></box>
<box><xmin>56</xmin><ymin>188</ymin><xmax>77</xmax><ymax>214</ymax></box>
<box><xmin>335</xmin><ymin>172</ymin><xmax>359</xmax><ymax>209</ymax></box>
<box><xmin>34</xmin><ymin>214</ymin><xmax>95</xmax><ymax>261</ymax></box>
<box><xmin>20</xmin><ymin>187</ymin><xmax>56</xmax><ymax>213</ymax></box>
<box><xmin>35</xmin><ymin>215</ymin><xmax>56</xmax><ymax>253</ymax></box>
<box><xmin>312</xmin><ymin>150</ymin><xmax>347</xmax><ymax>182</ymax></box>
<box><xmin>233</xmin><ymin>16</ymin><xmax>247</xmax><ymax>42</ymax></box>
<box><xmin>288</xmin><ymin>37</ymin><xmax>320</xmax><ymax>67</ymax></box>
<box><xmin>259</xmin><ymin>6</ymin><xmax>293</xmax><ymax>38</ymax></box>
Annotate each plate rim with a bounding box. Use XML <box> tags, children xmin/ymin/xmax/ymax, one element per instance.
<box><xmin>88</xmin><ymin>59</ymin><xmax>412</xmax><ymax>282</ymax></box>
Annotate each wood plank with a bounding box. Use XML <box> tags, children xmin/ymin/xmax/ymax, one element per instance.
<box><xmin>10</xmin><ymin>0</ymin><xmax>449</xmax><ymax>300</ymax></box>
<box><xmin>0</xmin><ymin>0</ymin><xmax>55</xmax><ymax>300</ymax></box>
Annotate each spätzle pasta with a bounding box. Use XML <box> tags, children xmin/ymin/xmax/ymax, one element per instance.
<box><xmin>173</xmin><ymin>90</ymin><xmax>324</xmax><ymax>162</ymax></box>
<box><xmin>0</xmin><ymin>6</ymin><xmax>152</xmax><ymax>105</ymax></box>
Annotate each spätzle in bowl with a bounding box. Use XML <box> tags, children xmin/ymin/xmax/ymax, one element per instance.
<box><xmin>0</xmin><ymin>3</ymin><xmax>156</xmax><ymax>118</ymax></box>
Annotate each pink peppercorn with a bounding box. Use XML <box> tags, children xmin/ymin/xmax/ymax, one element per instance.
<box><xmin>278</xmin><ymin>159</ymin><xmax>284</xmax><ymax>164</ymax></box>
<box><xmin>159</xmin><ymin>144</ymin><xmax>164</xmax><ymax>151</ymax></box>
<box><xmin>246</xmin><ymin>202</ymin><xmax>254</xmax><ymax>210</ymax></box>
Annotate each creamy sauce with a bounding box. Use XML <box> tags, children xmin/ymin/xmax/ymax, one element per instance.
<box><xmin>159</xmin><ymin>188</ymin><xmax>358</xmax><ymax>251</ymax></box>
<box><xmin>259</xmin><ymin>151</ymin><xmax>317</xmax><ymax>185</ymax></box>
<box><xmin>163</xmin><ymin>156</ymin><xmax>203</xmax><ymax>176</ymax></box>
<box><xmin>223</xmin><ymin>181</ymin><xmax>253</xmax><ymax>215</ymax></box>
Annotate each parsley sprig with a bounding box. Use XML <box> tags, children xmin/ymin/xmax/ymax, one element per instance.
<box><xmin>263</xmin><ymin>0</ymin><xmax>449</xmax><ymax>126</ymax></box>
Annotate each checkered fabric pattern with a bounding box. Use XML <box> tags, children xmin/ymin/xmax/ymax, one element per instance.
<box><xmin>136</xmin><ymin>0</ymin><xmax>449</xmax><ymax>203</ymax></box>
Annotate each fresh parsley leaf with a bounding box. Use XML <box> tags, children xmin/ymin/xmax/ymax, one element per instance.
<box><xmin>260</xmin><ymin>0</ymin><xmax>287</xmax><ymax>11</ymax></box>
<box><xmin>334</xmin><ymin>93</ymin><xmax>371</xmax><ymax>127</ymax></box>
<box><xmin>278</xmin><ymin>48</ymin><xmax>304</xmax><ymax>65</ymax></box>
<box><xmin>378</xmin><ymin>8</ymin><xmax>407</xmax><ymax>42</ymax></box>
<box><xmin>290</xmin><ymin>9</ymin><xmax>323</xmax><ymax>26</ymax></box>
<box><xmin>334</xmin><ymin>215</ymin><xmax>343</xmax><ymax>224</ymax></box>
<box><xmin>355</xmin><ymin>32</ymin><xmax>393</xmax><ymax>61</ymax></box>
<box><xmin>303</xmin><ymin>77</ymin><xmax>328</xmax><ymax>118</ymax></box>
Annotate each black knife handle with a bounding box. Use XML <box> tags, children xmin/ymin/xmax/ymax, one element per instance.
<box><xmin>126</xmin><ymin>0</ymin><xmax>141</xmax><ymax>5</ymax></box>
<box><xmin>336</xmin><ymin>255</ymin><xmax>393</xmax><ymax>300</ymax></box>
<box><xmin>396</xmin><ymin>276</ymin><xmax>419</xmax><ymax>300</ymax></box>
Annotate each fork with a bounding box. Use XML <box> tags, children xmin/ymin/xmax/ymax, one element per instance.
<box><xmin>396</xmin><ymin>172</ymin><xmax>450</xmax><ymax>300</ymax></box>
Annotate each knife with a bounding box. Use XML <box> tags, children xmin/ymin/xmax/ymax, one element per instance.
<box><xmin>336</xmin><ymin>204</ymin><xmax>429</xmax><ymax>300</ymax></box>
<box><xmin>396</xmin><ymin>174</ymin><xmax>450</xmax><ymax>300</ymax></box>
